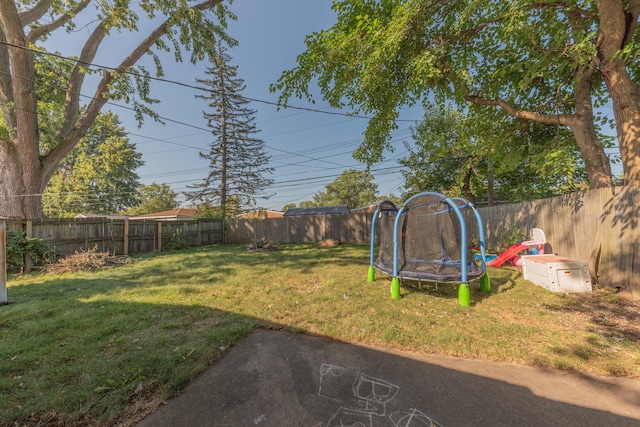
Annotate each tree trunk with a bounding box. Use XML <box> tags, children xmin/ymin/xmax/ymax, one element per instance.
<box><xmin>462</xmin><ymin>169</ymin><xmax>475</xmax><ymax>204</ymax></box>
<box><xmin>0</xmin><ymin>142</ymin><xmax>44</xmax><ymax>218</ymax></box>
<box><xmin>568</xmin><ymin>65</ymin><xmax>613</xmax><ymax>189</ymax></box>
<box><xmin>566</xmin><ymin>116</ymin><xmax>613</xmax><ymax>189</ymax></box>
<box><xmin>486</xmin><ymin>159</ymin><xmax>495</xmax><ymax>206</ymax></box>
<box><xmin>604</xmin><ymin>65</ymin><xmax>640</xmax><ymax>186</ymax></box>
<box><xmin>595</xmin><ymin>0</ymin><xmax>640</xmax><ymax>186</ymax></box>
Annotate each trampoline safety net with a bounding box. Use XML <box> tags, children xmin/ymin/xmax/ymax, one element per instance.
<box><xmin>373</xmin><ymin>195</ymin><xmax>483</xmax><ymax>282</ymax></box>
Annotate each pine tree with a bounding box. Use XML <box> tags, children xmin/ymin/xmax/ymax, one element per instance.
<box><xmin>186</xmin><ymin>43</ymin><xmax>273</xmax><ymax>220</ymax></box>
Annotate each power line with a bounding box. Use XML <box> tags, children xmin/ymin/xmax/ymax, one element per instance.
<box><xmin>0</xmin><ymin>39</ymin><xmax>418</xmax><ymax>122</ymax></box>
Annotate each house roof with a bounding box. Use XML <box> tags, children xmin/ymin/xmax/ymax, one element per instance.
<box><xmin>74</xmin><ymin>214</ymin><xmax>131</xmax><ymax>219</ymax></box>
<box><xmin>236</xmin><ymin>210</ymin><xmax>284</xmax><ymax>219</ymax></box>
<box><xmin>283</xmin><ymin>205</ymin><xmax>350</xmax><ymax>216</ymax></box>
<box><xmin>131</xmin><ymin>208</ymin><xmax>196</xmax><ymax>220</ymax></box>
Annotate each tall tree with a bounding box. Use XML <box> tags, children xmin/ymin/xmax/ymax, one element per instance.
<box><xmin>273</xmin><ymin>1</ymin><xmax>640</xmax><ymax>189</ymax></box>
<box><xmin>42</xmin><ymin>112</ymin><xmax>143</xmax><ymax>217</ymax></box>
<box><xmin>185</xmin><ymin>43</ymin><xmax>273</xmax><ymax>220</ymax></box>
<box><xmin>0</xmin><ymin>0</ymin><xmax>232</xmax><ymax>218</ymax></box>
<box><xmin>312</xmin><ymin>168</ymin><xmax>378</xmax><ymax>208</ymax></box>
<box><xmin>400</xmin><ymin>105</ymin><xmax>587</xmax><ymax>204</ymax></box>
<box><xmin>127</xmin><ymin>182</ymin><xmax>179</xmax><ymax>216</ymax></box>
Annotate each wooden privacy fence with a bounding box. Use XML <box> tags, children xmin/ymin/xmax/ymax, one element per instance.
<box><xmin>6</xmin><ymin>217</ymin><xmax>224</xmax><ymax>256</ymax></box>
<box><xmin>477</xmin><ymin>185</ymin><xmax>639</xmax><ymax>297</ymax></box>
<box><xmin>226</xmin><ymin>212</ymin><xmax>374</xmax><ymax>245</ymax></box>
<box><xmin>4</xmin><ymin>186</ymin><xmax>638</xmax><ymax>296</ymax></box>
<box><xmin>229</xmin><ymin>187</ymin><xmax>639</xmax><ymax>296</ymax></box>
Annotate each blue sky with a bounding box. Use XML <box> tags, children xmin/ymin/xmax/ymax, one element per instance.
<box><xmin>110</xmin><ymin>0</ymin><xmax>419</xmax><ymax>210</ymax></box>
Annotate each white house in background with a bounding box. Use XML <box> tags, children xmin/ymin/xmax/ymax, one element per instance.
<box><xmin>130</xmin><ymin>208</ymin><xmax>196</xmax><ymax>221</ymax></box>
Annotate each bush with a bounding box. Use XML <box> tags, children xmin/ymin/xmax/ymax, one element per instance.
<box><xmin>6</xmin><ymin>232</ymin><xmax>51</xmax><ymax>273</ymax></box>
<box><xmin>163</xmin><ymin>228</ymin><xmax>188</xmax><ymax>251</ymax></box>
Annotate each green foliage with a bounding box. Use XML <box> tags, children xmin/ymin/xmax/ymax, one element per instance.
<box><xmin>400</xmin><ymin>104</ymin><xmax>588</xmax><ymax>203</ymax></box>
<box><xmin>272</xmin><ymin>1</ymin><xmax>631</xmax><ymax>187</ymax></box>
<box><xmin>313</xmin><ymin>169</ymin><xmax>378</xmax><ymax>208</ymax></box>
<box><xmin>0</xmin><ymin>0</ymin><xmax>234</xmax><ymax>217</ymax></box>
<box><xmin>6</xmin><ymin>232</ymin><xmax>51</xmax><ymax>272</ymax></box>
<box><xmin>193</xmin><ymin>198</ymin><xmax>240</xmax><ymax>220</ymax></box>
<box><xmin>495</xmin><ymin>226</ymin><xmax>528</xmax><ymax>253</ymax></box>
<box><xmin>163</xmin><ymin>229</ymin><xmax>188</xmax><ymax>252</ymax></box>
<box><xmin>127</xmin><ymin>183</ymin><xmax>179</xmax><ymax>216</ymax></box>
<box><xmin>42</xmin><ymin>112</ymin><xmax>143</xmax><ymax>217</ymax></box>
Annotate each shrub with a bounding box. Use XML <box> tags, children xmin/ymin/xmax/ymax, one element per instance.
<box><xmin>163</xmin><ymin>228</ymin><xmax>188</xmax><ymax>251</ymax></box>
<box><xmin>6</xmin><ymin>232</ymin><xmax>51</xmax><ymax>273</ymax></box>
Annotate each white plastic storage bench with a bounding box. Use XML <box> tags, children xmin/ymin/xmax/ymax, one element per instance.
<box><xmin>521</xmin><ymin>255</ymin><xmax>592</xmax><ymax>293</ymax></box>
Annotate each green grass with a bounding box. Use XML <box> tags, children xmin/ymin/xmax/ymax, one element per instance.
<box><xmin>1</xmin><ymin>244</ymin><xmax>639</xmax><ymax>426</ymax></box>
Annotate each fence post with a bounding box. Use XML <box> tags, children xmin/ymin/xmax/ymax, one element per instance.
<box><xmin>157</xmin><ymin>221</ymin><xmax>162</xmax><ymax>252</ymax></box>
<box><xmin>25</xmin><ymin>220</ymin><xmax>33</xmax><ymax>273</ymax></box>
<box><xmin>123</xmin><ymin>219</ymin><xmax>129</xmax><ymax>256</ymax></box>
<box><xmin>0</xmin><ymin>219</ymin><xmax>6</xmax><ymax>301</ymax></box>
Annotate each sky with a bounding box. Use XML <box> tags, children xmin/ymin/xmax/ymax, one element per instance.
<box><xmin>43</xmin><ymin>0</ymin><xmax>620</xmax><ymax>212</ymax></box>
<box><xmin>77</xmin><ymin>0</ymin><xmax>420</xmax><ymax>211</ymax></box>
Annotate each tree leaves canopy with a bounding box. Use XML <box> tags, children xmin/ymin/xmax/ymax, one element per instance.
<box><xmin>311</xmin><ymin>168</ymin><xmax>378</xmax><ymax>208</ymax></box>
<box><xmin>42</xmin><ymin>112</ymin><xmax>143</xmax><ymax>217</ymax></box>
<box><xmin>273</xmin><ymin>1</ymin><xmax>639</xmax><ymax>187</ymax></box>
<box><xmin>127</xmin><ymin>182</ymin><xmax>179</xmax><ymax>216</ymax></box>
<box><xmin>0</xmin><ymin>0</ymin><xmax>233</xmax><ymax>218</ymax></box>
<box><xmin>400</xmin><ymin>104</ymin><xmax>588</xmax><ymax>204</ymax></box>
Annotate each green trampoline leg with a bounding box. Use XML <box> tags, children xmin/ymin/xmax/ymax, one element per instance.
<box><xmin>390</xmin><ymin>277</ymin><xmax>401</xmax><ymax>299</ymax></box>
<box><xmin>367</xmin><ymin>265</ymin><xmax>376</xmax><ymax>283</ymax></box>
<box><xmin>458</xmin><ymin>283</ymin><xmax>470</xmax><ymax>307</ymax></box>
<box><xmin>480</xmin><ymin>273</ymin><xmax>491</xmax><ymax>293</ymax></box>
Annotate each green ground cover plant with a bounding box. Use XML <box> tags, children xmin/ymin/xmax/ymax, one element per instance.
<box><xmin>1</xmin><ymin>244</ymin><xmax>639</xmax><ymax>426</ymax></box>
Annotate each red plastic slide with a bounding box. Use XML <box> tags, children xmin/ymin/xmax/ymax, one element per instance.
<box><xmin>487</xmin><ymin>242</ymin><xmax>526</xmax><ymax>267</ymax></box>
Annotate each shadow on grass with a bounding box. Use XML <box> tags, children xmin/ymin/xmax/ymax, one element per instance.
<box><xmin>543</xmin><ymin>289</ymin><xmax>640</xmax><ymax>344</ymax></box>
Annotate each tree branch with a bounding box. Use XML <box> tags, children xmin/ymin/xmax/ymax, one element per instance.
<box><xmin>623</xmin><ymin>0</ymin><xmax>640</xmax><ymax>47</ymax></box>
<box><xmin>57</xmin><ymin>22</ymin><xmax>107</xmax><ymax>140</ymax></box>
<box><xmin>25</xmin><ymin>0</ymin><xmax>91</xmax><ymax>43</ymax></box>
<box><xmin>42</xmin><ymin>0</ymin><xmax>224</xmax><ymax>178</ymax></box>
<box><xmin>18</xmin><ymin>0</ymin><xmax>51</xmax><ymax>28</ymax></box>
<box><xmin>460</xmin><ymin>81</ymin><xmax>571</xmax><ymax>126</ymax></box>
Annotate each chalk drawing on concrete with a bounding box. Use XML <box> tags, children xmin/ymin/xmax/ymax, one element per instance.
<box><xmin>317</xmin><ymin>364</ymin><xmax>443</xmax><ymax>427</ymax></box>
<box><xmin>319</xmin><ymin>363</ymin><xmax>399</xmax><ymax>417</ymax></box>
<box><xmin>326</xmin><ymin>407</ymin><xmax>373</xmax><ymax>427</ymax></box>
<box><xmin>390</xmin><ymin>408</ymin><xmax>443</xmax><ymax>427</ymax></box>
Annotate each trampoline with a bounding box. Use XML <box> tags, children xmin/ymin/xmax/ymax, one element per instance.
<box><xmin>367</xmin><ymin>192</ymin><xmax>490</xmax><ymax>306</ymax></box>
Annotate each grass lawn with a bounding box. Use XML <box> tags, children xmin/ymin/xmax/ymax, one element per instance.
<box><xmin>1</xmin><ymin>244</ymin><xmax>639</xmax><ymax>426</ymax></box>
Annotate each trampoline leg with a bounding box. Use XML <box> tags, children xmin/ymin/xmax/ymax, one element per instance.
<box><xmin>367</xmin><ymin>265</ymin><xmax>376</xmax><ymax>283</ymax></box>
<box><xmin>458</xmin><ymin>283</ymin><xmax>470</xmax><ymax>307</ymax></box>
<box><xmin>390</xmin><ymin>277</ymin><xmax>401</xmax><ymax>299</ymax></box>
<box><xmin>480</xmin><ymin>273</ymin><xmax>490</xmax><ymax>293</ymax></box>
